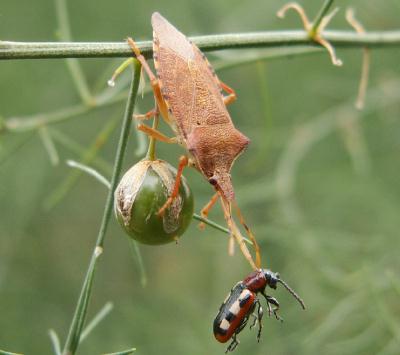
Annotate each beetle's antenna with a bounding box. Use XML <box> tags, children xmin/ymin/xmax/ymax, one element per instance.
<box><xmin>277</xmin><ymin>279</ymin><xmax>306</xmax><ymax>310</ymax></box>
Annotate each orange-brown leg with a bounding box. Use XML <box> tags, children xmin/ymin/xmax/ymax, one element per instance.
<box><xmin>127</xmin><ymin>38</ymin><xmax>171</xmax><ymax>123</ymax></box>
<box><xmin>233</xmin><ymin>200</ymin><xmax>262</xmax><ymax>269</ymax></box>
<box><xmin>219</xmin><ymin>197</ymin><xmax>258</xmax><ymax>270</ymax></box>
<box><xmin>134</xmin><ymin>108</ymin><xmax>158</xmax><ymax>121</ymax></box>
<box><xmin>220</xmin><ymin>80</ymin><xmax>237</xmax><ymax>106</ymax></box>
<box><xmin>198</xmin><ymin>192</ymin><xmax>220</xmax><ymax>230</ymax></box>
<box><xmin>157</xmin><ymin>156</ymin><xmax>189</xmax><ymax>217</ymax></box>
<box><xmin>137</xmin><ymin>124</ymin><xmax>177</xmax><ymax>144</ymax></box>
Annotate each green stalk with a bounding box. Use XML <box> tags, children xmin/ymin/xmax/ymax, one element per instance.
<box><xmin>54</xmin><ymin>0</ymin><xmax>93</xmax><ymax>105</ymax></box>
<box><xmin>61</xmin><ymin>60</ymin><xmax>141</xmax><ymax>355</ymax></box>
<box><xmin>2</xmin><ymin>30</ymin><xmax>400</xmax><ymax>59</ymax></box>
<box><xmin>146</xmin><ymin>115</ymin><xmax>159</xmax><ymax>161</ymax></box>
<box><xmin>311</xmin><ymin>0</ymin><xmax>335</xmax><ymax>36</ymax></box>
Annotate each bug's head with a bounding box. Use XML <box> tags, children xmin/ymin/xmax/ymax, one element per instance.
<box><xmin>187</xmin><ymin>126</ymin><xmax>249</xmax><ymax>202</ymax></box>
<box><xmin>208</xmin><ymin>172</ymin><xmax>234</xmax><ymax>202</ymax></box>
<box><xmin>263</xmin><ymin>269</ymin><xmax>306</xmax><ymax>310</ymax></box>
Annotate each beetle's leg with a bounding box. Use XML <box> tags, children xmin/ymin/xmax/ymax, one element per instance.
<box><xmin>263</xmin><ymin>293</ymin><xmax>283</xmax><ymax>322</ymax></box>
<box><xmin>157</xmin><ymin>155</ymin><xmax>189</xmax><ymax>217</ymax></box>
<box><xmin>127</xmin><ymin>38</ymin><xmax>171</xmax><ymax>123</ymax></box>
<box><xmin>265</xmin><ymin>298</ymin><xmax>273</xmax><ymax>317</ymax></box>
<box><xmin>198</xmin><ymin>192</ymin><xmax>219</xmax><ymax>230</ymax></box>
<box><xmin>225</xmin><ymin>334</ymin><xmax>239</xmax><ymax>353</ymax></box>
<box><xmin>277</xmin><ymin>3</ymin><xmax>342</xmax><ymax>66</ymax></box>
<box><xmin>219</xmin><ymin>80</ymin><xmax>237</xmax><ymax>106</ymax></box>
<box><xmin>134</xmin><ymin>108</ymin><xmax>158</xmax><ymax>121</ymax></box>
<box><xmin>137</xmin><ymin>124</ymin><xmax>177</xmax><ymax>144</ymax></box>
<box><xmin>249</xmin><ymin>299</ymin><xmax>263</xmax><ymax>337</ymax></box>
<box><xmin>249</xmin><ymin>313</ymin><xmax>258</xmax><ymax>329</ymax></box>
<box><xmin>251</xmin><ymin>300</ymin><xmax>264</xmax><ymax>342</ymax></box>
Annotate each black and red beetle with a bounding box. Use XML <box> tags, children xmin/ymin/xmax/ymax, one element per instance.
<box><xmin>213</xmin><ymin>269</ymin><xmax>305</xmax><ymax>352</ymax></box>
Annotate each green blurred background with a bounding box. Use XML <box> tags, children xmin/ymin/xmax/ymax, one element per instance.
<box><xmin>1</xmin><ymin>0</ymin><xmax>400</xmax><ymax>354</ymax></box>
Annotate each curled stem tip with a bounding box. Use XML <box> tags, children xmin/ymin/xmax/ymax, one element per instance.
<box><xmin>346</xmin><ymin>7</ymin><xmax>370</xmax><ymax>110</ymax></box>
<box><xmin>277</xmin><ymin>2</ymin><xmax>342</xmax><ymax>66</ymax></box>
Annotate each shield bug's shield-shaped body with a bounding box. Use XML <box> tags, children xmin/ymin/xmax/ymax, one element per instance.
<box><xmin>127</xmin><ymin>13</ymin><xmax>260</xmax><ymax>269</ymax></box>
<box><xmin>151</xmin><ymin>12</ymin><xmax>249</xmax><ymax>202</ymax></box>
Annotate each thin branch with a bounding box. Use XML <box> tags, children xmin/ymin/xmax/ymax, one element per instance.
<box><xmin>61</xmin><ymin>61</ymin><xmax>141</xmax><ymax>355</ymax></box>
<box><xmin>54</xmin><ymin>0</ymin><xmax>93</xmax><ymax>104</ymax></box>
<box><xmin>79</xmin><ymin>302</ymin><xmax>114</xmax><ymax>342</ymax></box>
<box><xmin>38</xmin><ymin>126</ymin><xmax>60</xmax><ymax>165</ymax></box>
<box><xmin>48</xmin><ymin>329</ymin><xmax>62</xmax><ymax>355</ymax></box>
<box><xmin>66</xmin><ymin>160</ymin><xmax>111</xmax><ymax>188</ymax></box>
<box><xmin>311</xmin><ymin>0</ymin><xmax>335</xmax><ymax>35</ymax></box>
<box><xmin>2</xmin><ymin>46</ymin><xmax>319</xmax><ymax>134</ymax></box>
<box><xmin>1</xmin><ymin>30</ymin><xmax>400</xmax><ymax>59</ymax></box>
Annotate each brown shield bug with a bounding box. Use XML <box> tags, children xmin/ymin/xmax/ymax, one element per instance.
<box><xmin>125</xmin><ymin>13</ymin><xmax>261</xmax><ymax>269</ymax></box>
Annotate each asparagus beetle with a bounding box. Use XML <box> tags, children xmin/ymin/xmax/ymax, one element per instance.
<box><xmin>213</xmin><ymin>269</ymin><xmax>305</xmax><ymax>352</ymax></box>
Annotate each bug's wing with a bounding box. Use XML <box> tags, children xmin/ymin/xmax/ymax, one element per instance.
<box><xmin>152</xmin><ymin>12</ymin><xmax>195</xmax><ymax>61</ymax></box>
<box><xmin>152</xmin><ymin>12</ymin><xmax>230</xmax><ymax>139</ymax></box>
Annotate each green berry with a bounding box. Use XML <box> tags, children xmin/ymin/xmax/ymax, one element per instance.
<box><xmin>114</xmin><ymin>159</ymin><xmax>194</xmax><ymax>245</ymax></box>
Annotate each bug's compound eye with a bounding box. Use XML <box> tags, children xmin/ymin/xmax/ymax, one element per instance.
<box><xmin>208</xmin><ymin>177</ymin><xmax>218</xmax><ymax>186</ymax></box>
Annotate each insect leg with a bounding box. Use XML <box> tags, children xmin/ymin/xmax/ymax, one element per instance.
<box><xmin>134</xmin><ymin>108</ymin><xmax>158</xmax><ymax>121</ymax></box>
<box><xmin>232</xmin><ymin>200</ymin><xmax>262</xmax><ymax>269</ymax></box>
<box><xmin>225</xmin><ymin>333</ymin><xmax>239</xmax><ymax>353</ymax></box>
<box><xmin>127</xmin><ymin>38</ymin><xmax>157</xmax><ymax>84</ymax></box>
<box><xmin>137</xmin><ymin>124</ymin><xmax>177</xmax><ymax>144</ymax></box>
<box><xmin>249</xmin><ymin>299</ymin><xmax>264</xmax><ymax>342</ymax></box>
<box><xmin>157</xmin><ymin>155</ymin><xmax>189</xmax><ymax>217</ymax></box>
<box><xmin>255</xmin><ymin>302</ymin><xmax>264</xmax><ymax>342</ymax></box>
<box><xmin>198</xmin><ymin>192</ymin><xmax>219</xmax><ymax>230</ymax></box>
<box><xmin>262</xmin><ymin>293</ymin><xmax>283</xmax><ymax>322</ymax></box>
<box><xmin>220</xmin><ymin>198</ymin><xmax>258</xmax><ymax>270</ymax></box>
<box><xmin>250</xmin><ymin>299</ymin><xmax>261</xmax><ymax>329</ymax></box>
<box><xmin>127</xmin><ymin>37</ymin><xmax>172</xmax><ymax>124</ymax></box>
<box><xmin>219</xmin><ymin>80</ymin><xmax>237</xmax><ymax>106</ymax></box>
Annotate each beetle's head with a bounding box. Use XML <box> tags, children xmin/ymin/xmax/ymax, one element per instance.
<box><xmin>263</xmin><ymin>269</ymin><xmax>279</xmax><ymax>289</ymax></box>
<box><xmin>263</xmin><ymin>269</ymin><xmax>306</xmax><ymax>310</ymax></box>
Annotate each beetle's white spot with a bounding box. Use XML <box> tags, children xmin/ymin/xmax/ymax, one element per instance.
<box><xmin>229</xmin><ymin>300</ymin><xmax>240</xmax><ymax>316</ymax></box>
<box><xmin>239</xmin><ymin>289</ymin><xmax>251</xmax><ymax>301</ymax></box>
<box><xmin>220</xmin><ymin>319</ymin><xmax>230</xmax><ymax>330</ymax></box>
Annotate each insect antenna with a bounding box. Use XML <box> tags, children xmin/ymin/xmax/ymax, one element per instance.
<box><xmin>277</xmin><ymin>279</ymin><xmax>306</xmax><ymax>310</ymax></box>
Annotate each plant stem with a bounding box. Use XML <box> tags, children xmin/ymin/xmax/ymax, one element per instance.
<box><xmin>192</xmin><ymin>213</ymin><xmax>252</xmax><ymax>245</ymax></box>
<box><xmin>54</xmin><ymin>0</ymin><xmax>93</xmax><ymax>105</ymax></box>
<box><xmin>146</xmin><ymin>115</ymin><xmax>159</xmax><ymax>161</ymax></box>
<box><xmin>1</xmin><ymin>30</ymin><xmax>400</xmax><ymax>59</ymax></box>
<box><xmin>311</xmin><ymin>0</ymin><xmax>335</xmax><ymax>36</ymax></box>
<box><xmin>61</xmin><ymin>60</ymin><xmax>141</xmax><ymax>355</ymax></box>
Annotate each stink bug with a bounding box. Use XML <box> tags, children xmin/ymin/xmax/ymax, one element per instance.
<box><xmin>213</xmin><ymin>269</ymin><xmax>305</xmax><ymax>352</ymax></box>
<box><xmin>124</xmin><ymin>13</ymin><xmax>261</xmax><ymax>269</ymax></box>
